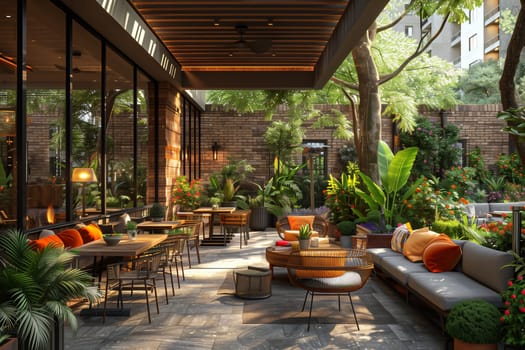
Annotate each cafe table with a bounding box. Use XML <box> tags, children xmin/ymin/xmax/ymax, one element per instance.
<box><xmin>136</xmin><ymin>220</ymin><xmax>182</xmax><ymax>233</ymax></box>
<box><xmin>192</xmin><ymin>207</ymin><xmax>235</xmax><ymax>238</ymax></box>
<box><xmin>72</xmin><ymin>234</ymin><xmax>167</xmax><ymax>317</ymax></box>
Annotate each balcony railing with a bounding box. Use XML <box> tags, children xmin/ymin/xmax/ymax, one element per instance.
<box><xmin>484</xmin><ymin>35</ymin><xmax>500</xmax><ymax>49</ymax></box>
<box><xmin>484</xmin><ymin>6</ymin><xmax>500</xmax><ymax>23</ymax></box>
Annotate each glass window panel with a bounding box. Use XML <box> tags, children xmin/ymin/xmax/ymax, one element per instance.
<box><xmin>0</xmin><ymin>1</ymin><xmax>16</xmax><ymax>227</ymax></box>
<box><xmin>137</xmin><ymin>70</ymin><xmax>150</xmax><ymax>206</ymax></box>
<box><xmin>72</xmin><ymin>22</ymin><xmax>102</xmax><ymax>218</ymax></box>
<box><xmin>106</xmin><ymin>47</ymin><xmax>133</xmax><ymax>209</ymax></box>
<box><xmin>26</xmin><ymin>0</ymin><xmax>66</xmax><ymax>229</ymax></box>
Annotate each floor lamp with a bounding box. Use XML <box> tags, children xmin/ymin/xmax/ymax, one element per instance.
<box><xmin>72</xmin><ymin>168</ymin><xmax>98</xmax><ymax>217</ymax></box>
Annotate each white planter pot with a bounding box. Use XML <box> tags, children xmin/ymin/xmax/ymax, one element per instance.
<box><xmin>299</xmin><ymin>239</ymin><xmax>311</xmax><ymax>250</ymax></box>
<box><xmin>340</xmin><ymin>235</ymin><xmax>352</xmax><ymax>248</ymax></box>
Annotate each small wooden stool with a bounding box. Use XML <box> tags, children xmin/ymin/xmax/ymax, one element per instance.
<box><xmin>234</xmin><ymin>266</ymin><xmax>272</xmax><ymax>299</ymax></box>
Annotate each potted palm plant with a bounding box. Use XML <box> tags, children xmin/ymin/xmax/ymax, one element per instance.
<box><xmin>445</xmin><ymin>299</ymin><xmax>501</xmax><ymax>350</ymax></box>
<box><xmin>0</xmin><ymin>229</ymin><xmax>99</xmax><ymax>350</ymax></box>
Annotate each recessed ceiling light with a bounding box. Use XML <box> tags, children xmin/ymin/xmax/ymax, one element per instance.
<box><xmin>5</xmin><ymin>15</ymin><xmax>12</xmax><ymax>19</ymax></box>
<box><xmin>267</xmin><ymin>18</ymin><xmax>274</xmax><ymax>26</ymax></box>
<box><xmin>213</xmin><ymin>18</ymin><xmax>220</xmax><ymax>27</ymax></box>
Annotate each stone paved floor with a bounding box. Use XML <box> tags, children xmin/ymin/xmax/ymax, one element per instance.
<box><xmin>65</xmin><ymin>230</ymin><xmax>448</xmax><ymax>350</ymax></box>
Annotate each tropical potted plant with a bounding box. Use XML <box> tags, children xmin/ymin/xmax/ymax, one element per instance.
<box><xmin>445</xmin><ymin>299</ymin><xmax>501</xmax><ymax>350</ymax></box>
<box><xmin>126</xmin><ymin>220</ymin><xmax>138</xmax><ymax>240</ymax></box>
<box><xmin>336</xmin><ymin>220</ymin><xmax>356</xmax><ymax>248</ymax></box>
<box><xmin>171</xmin><ymin>175</ymin><xmax>203</xmax><ymax>211</ymax></box>
<box><xmin>355</xmin><ymin>141</ymin><xmax>421</xmax><ymax>232</ymax></box>
<box><xmin>150</xmin><ymin>202</ymin><xmax>166</xmax><ymax>221</ymax></box>
<box><xmin>298</xmin><ymin>224</ymin><xmax>312</xmax><ymax>250</ymax></box>
<box><xmin>0</xmin><ymin>229</ymin><xmax>99</xmax><ymax>350</ymax></box>
<box><xmin>207</xmin><ymin>158</ymin><xmax>254</xmax><ymax>208</ymax></box>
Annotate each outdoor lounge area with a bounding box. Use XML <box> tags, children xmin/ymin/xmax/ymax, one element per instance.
<box><xmin>65</xmin><ymin>229</ymin><xmax>448</xmax><ymax>350</ymax></box>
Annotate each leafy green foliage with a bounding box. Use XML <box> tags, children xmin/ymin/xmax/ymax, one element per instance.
<box><xmin>355</xmin><ymin>143</ymin><xmax>419</xmax><ymax>229</ymax></box>
<box><xmin>324</xmin><ymin>162</ymin><xmax>361</xmax><ymax>223</ymax></box>
<box><xmin>0</xmin><ymin>229</ymin><xmax>98</xmax><ymax>350</ymax></box>
<box><xmin>445</xmin><ymin>300</ymin><xmax>501</xmax><ymax>344</ymax></box>
<box><xmin>336</xmin><ymin>220</ymin><xmax>356</xmax><ymax>236</ymax></box>
<box><xmin>456</xmin><ymin>60</ymin><xmax>503</xmax><ymax>104</ymax></box>
<box><xmin>501</xmin><ymin>272</ymin><xmax>525</xmax><ymax>346</ymax></box>
<box><xmin>399</xmin><ymin>116</ymin><xmax>462</xmax><ymax>178</ymax></box>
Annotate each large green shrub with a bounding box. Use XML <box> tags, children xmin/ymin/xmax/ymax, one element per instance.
<box><xmin>445</xmin><ymin>299</ymin><xmax>501</xmax><ymax>344</ymax></box>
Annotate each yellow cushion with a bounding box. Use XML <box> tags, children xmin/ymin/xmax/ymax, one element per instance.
<box><xmin>402</xmin><ymin>227</ymin><xmax>438</xmax><ymax>262</ymax></box>
<box><xmin>422</xmin><ymin>234</ymin><xmax>462</xmax><ymax>272</ymax></box>
<box><xmin>283</xmin><ymin>230</ymin><xmax>319</xmax><ymax>241</ymax></box>
<box><xmin>287</xmin><ymin>216</ymin><xmax>315</xmax><ymax>230</ymax></box>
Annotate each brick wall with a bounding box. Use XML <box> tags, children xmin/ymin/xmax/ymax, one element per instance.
<box><xmin>199</xmin><ymin>104</ymin><xmax>509</xmax><ymax>182</ymax></box>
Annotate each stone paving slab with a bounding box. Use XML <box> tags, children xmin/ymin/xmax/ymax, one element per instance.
<box><xmin>65</xmin><ymin>230</ymin><xmax>447</xmax><ymax>349</ymax></box>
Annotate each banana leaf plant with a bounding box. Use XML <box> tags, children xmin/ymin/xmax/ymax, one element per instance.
<box><xmin>355</xmin><ymin>141</ymin><xmax>421</xmax><ymax>230</ymax></box>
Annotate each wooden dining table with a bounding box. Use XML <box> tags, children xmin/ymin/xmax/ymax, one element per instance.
<box><xmin>192</xmin><ymin>207</ymin><xmax>236</xmax><ymax>238</ymax></box>
<box><xmin>73</xmin><ymin>234</ymin><xmax>168</xmax><ymax>257</ymax></box>
<box><xmin>73</xmin><ymin>234</ymin><xmax>167</xmax><ymax>317</ymax></box>
<box><xmin>136</xmin><ymin>220</ymin><xmax>182</xmax><ymax>233</ymax></box>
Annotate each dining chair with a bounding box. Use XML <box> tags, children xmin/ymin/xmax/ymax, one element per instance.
<box><xmin>219</xmin><ymin>210</ymin><xmax>251</xmax><ymax>248</ymax></box>
<box><xmin>177</xmin><ymin>221</ymin><xmax>202</xmax><ymax>267</ymax></box>
<box><xmin>286</xmin><ymin>249</ymin><xmax>374</xmax><ymax>331</ymax></box>
<box><xmin>103</xmin><ymin>252</ymin><xmax>163</xmax><ymax>323</ymax></box>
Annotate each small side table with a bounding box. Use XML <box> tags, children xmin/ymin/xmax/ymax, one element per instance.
<box><xmin>234</xmin><ymin>266</ymin><xmax>272</xmax><ymax>299</ymax></box>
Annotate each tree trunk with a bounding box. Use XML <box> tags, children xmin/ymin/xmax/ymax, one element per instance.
<box><xmin>499</xmin><ymin>1</ymin><xmax>525</xmax><ymax>164</ymax></box>
<box><xmin>351</xmin><ymin>23</ymin><xmax>382</xmax><ymax>183</ymax></box>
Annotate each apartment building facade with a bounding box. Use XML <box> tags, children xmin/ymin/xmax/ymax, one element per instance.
<box><xmin>393</xmin><ymin>0</ymin><xmax>520</xmax><ymax>68</ymax></box>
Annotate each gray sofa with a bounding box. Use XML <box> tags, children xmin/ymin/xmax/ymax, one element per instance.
<box><xmin>368</xmin><ymin>240</ymin><xmax>514</xmax><ymax>319</ymax></box>
<box><xmin>465</xmin><ymin>201</ymin><xmax>525</xmax><ymax>225</ymax></box>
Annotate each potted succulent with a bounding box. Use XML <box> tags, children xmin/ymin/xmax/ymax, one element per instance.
<box><xmin>298</xmin><ymin>224</ymin><xmax>312</xmax><ymax>250</ymax></box>
<box><xmin>209</xmin><ymin>196</ymin><xmax>221</xmax><ymax>209</ymax></box>
<box><xmin>337</xmin><ymin>220</ymin><xmax>356</xmax><ymax>248</ymax></box>
<box><xmin>0</xmin><ymin>229</ymin><xmax>99</xmax><ymax>350</ymax></box>
<box><xmin>445</xmin><ymin>299</ymin><xmax>501</xmax><ymax>350</ymax></box>
<box><xmin>126</xmin><ymin>220</ymin><xmax>138</xmax><ymax>240</ymax></box>
<box><xmin>150</xmin><ymin>202</ymin><xmax>166</xmax><ymax>221</ymax></box>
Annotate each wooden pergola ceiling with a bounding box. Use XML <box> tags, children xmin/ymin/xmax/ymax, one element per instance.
<box><xmin>130</xmin><ymin>0</ymin><xmax>389</xmax><ymax>90</ymax></box>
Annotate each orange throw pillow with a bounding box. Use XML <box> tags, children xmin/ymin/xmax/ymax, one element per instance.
<box><xmin>402</xmin><ymin>227</ymin><xmax>438</xmax><ymax>262</ymax></box>
<box><xmin>423</xmin><ymin>234</ymin><xmax>462</xmax><ymax>272</ymax></box>
<box><xmin>287</xmin><ymin>216</ymin><xmax>315</xmax><ymax>230</ymax></box>
<box><xmin>78</xmin><ymin>223</ymin><xmax>103</xmax><ymax>243</ymax></box>
<box><xmin>56</xmin><ymin>228</ymin><xmax>83</xmax><ymax>248</ymax></box>
<box><xmin>30</xmin><ymin>234</ymin><xmax>65</xmax><ymax>251</ymax></box>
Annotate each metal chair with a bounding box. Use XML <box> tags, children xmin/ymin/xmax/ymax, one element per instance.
<box><xmin>177</xmin><ymin>220</ymin><xmax>202</xmax><ymax>267</ymax></box>
<box><xmin>103</xmin><ymin>252</ymin><xmax>163</xmax><ymax>323</ymax></box>
<box><xmin>286</xmin><ymin>248</ymin><xmax>373</xmax><ymax>331</ymax></box>
<box><xmin>219</xmin><ymin>210</ymin><xmax>251</xmax><ymax>248</ymax></box>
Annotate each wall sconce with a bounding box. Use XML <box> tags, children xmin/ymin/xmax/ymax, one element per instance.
<box><xmin>72</xmin><ymin>168</ymin><xmax>98</xmax><ymax>217</ymax></box>
<box><xmin>211</xmin><ymin>142</ymin><xmax>220</xmax><ymax>160</ymax></box>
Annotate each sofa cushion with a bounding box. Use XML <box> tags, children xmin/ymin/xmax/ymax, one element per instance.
<box><xmin>403</xmin><ymin>228</ymin><xmax>438</xmax><ymax>262</ymax></box>
<box><xmin>461</xmin><ymin>241</ymin><xmax>514</xmax><ymax>293</ymax></box>
<box><xmin>287</xmin><ymin>215</ymin><xmax>315</xmax><ymax>230</ymax></box>
<box><xmin>30</xmin><ymin>234</ymin><xmax>65</xmax><ymax>251</ymax></box>
<box><xmin>407</xmin><ymin>271</ymin><xmax>504</xmax><ymax>311</ymax></box>
<box><xmin>378</xmin><ymin>255</ymin><xmax>427</xmax><ymax>285</ymax></box>
<box><xmin>367</xmin><ymin>248</ymin><xmax>400</xmax><ymax>266</ymax></box>
<box><xmin>422</xmin><ymin>235</ymin><xmax>462</xmax><ymax>272</ymax></box>
<box><xmin>56</xmin><ymin>228</ymin><xmax>84</xmax><ymax>248</ymax></box>
<box><xmin>391</xmin><ymin>224</ymin><xmax>411</xmax><ymax>253</ymax></box>
<box><xmin>78</xmin><ymin>223</ymin><xmax>104</xmax><ymax>243</ymax></box>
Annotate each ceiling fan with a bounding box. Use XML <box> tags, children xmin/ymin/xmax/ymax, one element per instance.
<box><xmin>230</xmin><ymin>24</ymin><xmax>272</xmax><ymax>55</ymax></box>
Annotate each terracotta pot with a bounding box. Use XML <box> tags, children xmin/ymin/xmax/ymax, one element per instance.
<box><xmin>0</xmin><ymin>338</ymin><xmax>18</xmax><ymax>350</ymax></box>
<box><xmin>453</xmin><ymin>338</ymin><xmax>497</xmax><ymax>350</ymax></box>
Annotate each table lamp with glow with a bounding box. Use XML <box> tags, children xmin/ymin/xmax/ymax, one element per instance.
<box><xmin>72</xmin><ymin>168</ymin><xmax>98</xmax><ymax>217</ymax></box>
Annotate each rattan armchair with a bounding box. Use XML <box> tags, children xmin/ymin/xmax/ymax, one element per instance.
<box><xmin>275</xmin><ymin>215</ymin><xmax>329</xmax><ymax>240</ymax></box>
<box><xmin>286</xmin><ymin>249</ymin><xmax>373</xmax><ymax>331</ymax></box>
